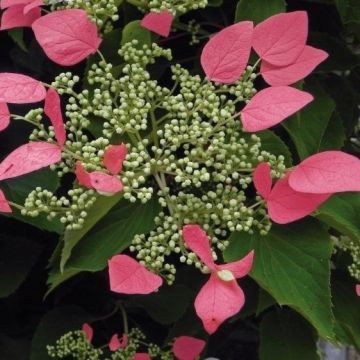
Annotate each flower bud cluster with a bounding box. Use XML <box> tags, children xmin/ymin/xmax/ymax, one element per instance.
<box><xmin>336</xmin><ymin>236</ymin><xmax>360</xmax><ymax>281</ymax></box>
<box><xmin>47</xmin><ymin>331</ymin><xmax>103</xmax><ymax>359</ymax></box>
<box><xmin>47</xmin><ymin>0</ymin><xmax>119</xmax><ymax>32</ymax></box>
<box><xmin>135</xmin><ymin>0</ymin><xmax>208</xmax><ymax>15</ymax></box>
<box><xmin>47</xmin><ymin>327</ymin><xmax>174</xmax><ymax>360</ymax></box>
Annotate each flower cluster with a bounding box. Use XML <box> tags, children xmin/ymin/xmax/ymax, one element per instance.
<box><xmin>1</xmin><ymin>2</ymin><xmax>360</xmax><ymax>352</ymax></box>
<box><xmin>47</xmin><ymin>323</ymin><xmax>205</xmax><ymax>360</ymax></box>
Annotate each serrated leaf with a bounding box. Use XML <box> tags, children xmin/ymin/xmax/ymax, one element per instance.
<box><xmin>283</xmin><ymin>80</ymin><xmax>337</xmax><ymax>160</ymax></box>
<box><xmin>316</xmin><ymin>193</ymin><xmax>360</xmax><ymax>242</ymax></box>
<box><xmin>59</xmin><ymin>193</ymin><xmax>123</xmax><ymax>271</ymax></box>
<box><xmin>224</xmin><ymin>218</ymin><xmax>334</xmax><ymax>339</ymax></box>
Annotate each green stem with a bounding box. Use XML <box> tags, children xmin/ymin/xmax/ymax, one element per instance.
<box><xmin>119</xmin><ymin>303</ymin><xmax>129</xmax><ymax>334</ymax></box>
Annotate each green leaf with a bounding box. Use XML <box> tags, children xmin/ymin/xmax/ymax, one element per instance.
<box><xmin>0</xmin><ymin>234</ymin><xmax>42</xmax><ymax>298</ymax></box>
<box><xmin>47</xmin><ymin>197</ymin><xmax>160</xmax><ymax>292</ymax></box>
<box><xmin>67</xmin><ymin>197</ymin><xmax>160</xmax><ymax>271</ymax></box>
<box><xmin>256</xmin><ymin>289</ymin><xmax>276</xmax><ymax>315</ymax></box>
<box><xmin>121</xmin><ymin>20</ymin><xmax>152</xmax><ymax>47</ymax></box>
<box><xmin>59</xmin><ymin>193</ymin><xmax>123</xmax><ymax>272</ymax></box>
<box><xmin>260</xmin><ymin>309</ymin><xmax>319</xmax><ymax>360</ymax></box>
<box><xmin>316</xmin><ymin>193</ymin><xmax>360</xmax><ymax>242</ymax></box>
<box><xmin>30</xmin><ymin>306</ymin><xmax>93</xmax><ymax>360</ymax></box>
<box><xmin>235</xmin><ymin>0</ymin><xmax>286</xmax><ymax>24</ymax></box>
<box><xmin>8</xmin><ymin>28</ymin><xmax>27</xmax><ymax>52</ymax></box>
<box><xmin>258</xmin><ymin>130</ymin><xmax>293</xmax><ymax>167</ymax></box>
<box><xmin>308</xmin><ymin>33</ymin><xmax>360</xmax><ymax>72</ymax></box>
<box><xmin>283</xmin><ymin>79</ymin><xmax>338</xmax><ymax>160</ymax></box>
<box><xmin>224</xmin><ymin>218</ymin><xmax>334</xmax><ymax>339</ymax></box>
<box><xmin>128</xmin><ymin>285</ymin><xmax>193</xmax><ymax>325</ymax></box>
<box><xmin>2</xmin><ymin>169</ymin><xmax>63</xmax><ymax>234</ymax></box>
<box><xmin>332</xmin><ymin>272</ymin><xmax>360</xmax><ymax>351</ymax></box>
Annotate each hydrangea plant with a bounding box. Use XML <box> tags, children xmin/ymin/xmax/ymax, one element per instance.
<box><xmin>0</xmin><ymin>0</ymin><xmax>360</xmax><ymax>359</ymax></box>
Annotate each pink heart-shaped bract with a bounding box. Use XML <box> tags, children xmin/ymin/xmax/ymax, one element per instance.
<box><xmin>261</xmin><ymin>45</ymin><xmax>329</xmax><ymax>86</ymax></box>
<box><xmin>82</xmin><ymin>323</ymin><xmax>93</xmax><ymax>343</ymax></box>
<box><xmin>0</xmin><ymin>73</ymin><xmax>46</xmax><ymax>104</ymax></box>
<box><xmin>182</xmin><ymin>224</ymin><xmax>254</xmax><ymax>334</ymax></box>
<box><xmin>253</xmin><ymin>162</ymin><xmax>272</xmax><ymax>200</ymax></box>
<box><xmin>289</xmin><ymin>151</ymin><xmax>360</xmax><ymax>194</ymax></box>
<box><xmin>140</xmin><ymin>10</ymin><xmax>174</xmax><ymax>37</ymax></box>
<box><xmin>44</xmin><ymin>88</ymin><xmax>66</xmax><ymax>147</ymax></box>
<box><xmin>241</xmin><ymin>86</ymin><xmax>313</xmax><ymax>132</ymax></box>
<box><xmin>0</xmin><ymin>0</ymin><xmax>33</xmax><ymax>8</ymax></box>
<box><xmin>23</xmin><ymin>0</ymin><xmax>43</xmax><ymax>13</ymax></box>
<box><xmin>0</xmin><ymin>142</ymin><xmax>61</xmax><ymax>181</ymax></box>
<box><xmin>109</xmin><ymin>334</ymin><xmax>128</xmax><ymax>352</ymax></box>
<box><xmin>267</xmin><ymin>174</ymin><xmax>331</xmax><ymax>224</ymax></box>
<box><xmin>0</xmin><ymin>188</ymin><xmax>12</xmax><ymax>213</ymax></box>
<box><xmin>0</xmin><ymin>102</ymin><xmax>10</xmax><ymax>132</ymax></box>
<box><xmin>103</xmin><ymin>144</ymin><xmax>127</xmax><ymax>175</ymax></box>
<box><xmin>172</xmin><ymin>336</ymin><xmax>206</xmax><ymax>360</ymax></box>
<box><xmin>195</xmin><ymin>272</ymin><xmax>245</xmax><ymax>334</ymax></box>
<box><xmin>75</xmin><ymin>162</ymin><xmax>123</xmax><ymax>194</ymax></box>
<box><xmin>356</xmin><ymin>284</ymin><xmax>360</xmax><ymax>296</ymax></box>
<box><xmin>108</xmin><ymin>254</ymin><xmax>163</xmax><ymax>295</ymax></box>
<box><xmin>133</xmin><ymin>354</ymin><xmax>151</xmax><ymax>360</ymax></box>
<box><xmin>0</xmin><ymin>4</ymin><xmax>40</xmax><ymax>30</ymax></box>
<box><xmin>252</xmin><ymin>11</ymin><xmax>308</xmax><ymax>67</ymax></box>
<box><xmin>200</xmin><ymin>21</ymin><xmax>253</xmax><ymax>84</ymax></box>
<box><xmin>32</xmin><ymin>9</ymin><xmax>102</xmax><ymax>66</ymax></box>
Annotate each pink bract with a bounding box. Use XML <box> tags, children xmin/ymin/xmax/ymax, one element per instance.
<box><xmin>108</xmin><ymin>254</ymin><xmax>163</xmax><ymax>295</ymax></box>
<box><xmin>133</xmin><ymin>354</ymin><xmax>150</xmax><ymax>360</ymax></box>
<box><xmin>261</xmin><ymin>45</ymin><xmax>328</xmax><ymax>86</ymax></box>
<box><xmin>0</xmin><ymin>188</ymin><xmax>12</xmax><ymax>213</ymax></box>
<box><xmin>44</xmin><ymin>88</ymin><xmax>66</xmax><ymax>147</ymax></box>
<box><xmin>252</xmin><ymin>11</ymin><xmax>308</xmax><ymax>67</ymax></box>
<box><xmin>140</xmin><ymin>10</ymin><xmax>174</xmax><ymax>37</ymax></box>
<box><xmin>0</xmin><ymin>4</ymin><xmax>41</xmax><ymax>30</ymax></box>
<box><xmin>267</xmin><ymin>174</ymin><xmax>331</xmax><ymax>224</ymax></box>
<box><xmin>182</xmin><ymin>224</ymin><xmax>254</xmax><ymax>334</ymax></box>
<box><xmin>241</xmin><ymin>86</ymin><xmax>314</xmax><ymax>132</ymax></box>
<box><xmin>103</xmin><ymin>144</ymin><xmax>128</xmax><ymax>175</ymax></box>
<box><xmin>253</xmin><ymin>162</ymin><xmax>272</xmax><ymax>200</ymax></box>
<box><xmin>201</xmin><ymin>21</ymin><xmax>253</xmax><ymax>84</ymax></box>
<box><xmin>75</xmin><ymin>162</ymin><xmax>123</xmax><ymax>194</ymax></box>
<box><xmin>0</xmin><ymin>142</ymin><xmax>61</xmax><ymax>181</ymax></box>
<box><xmin>82</xmin><ymin>323</ymin><xmax>93</xmax><ymax>343</ymax></box>
<box><xmin>0</xmin><ymin>0</ymin><xmax>33</xmax><ymax>8</ymax></box>
<box><xmin>0</xmin><ymin>73</ymin><xmax>46</xmax><ymax>104</ymax></box>
<box><xmin>172</xmin><ymin>336</ymin><xmax>206</xmax><ymax>360</ymax></box>
<box><xmin>32</xmin><ymin>9</ymin><xmax>102</xmax><ymax>66</ymax></box>
<box><xmin>23</xmin><ymin>0</ymin><xmax>43</xmax><ymax>13</ymax></box>
<box><xmin>109</xmin><ymin>333</ymin><xmax>128</xmax><ymax>352</ymax></box>
<box><xmin>356</xmin><ymin>284</ymin><xmax>360</xmax><ymax>296</ymax></box>
<box><xmin>0</xmin><ymin>102</ymin><xmax>10</xmax><ymax>132</ymax></box>
<box><xmin>289</xmin><ymin>151</ymin><xmax>360</xmax><ymax>194</ymax></box>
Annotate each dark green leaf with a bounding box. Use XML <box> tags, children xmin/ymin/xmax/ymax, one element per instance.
<box><xmin>235</xmin><ymin>0</ymin><xmax>286</xmax><ymax>24</ymax></box>
<box><xmin>0</xmin><ymin>234</ymin><xmax>42</xmax><ymax>298</ymax></box>
<box><xmin>224</xmin><ymin>218</ymin><xmax>334</xmax><ymax>339</ymax></box>
<box><xmin>8</xmin><ymin>28</ymin><xmax>27</xmax><ymax>52</ymax></box>
<box><xmin>332</xmin><ymin>272</ymin><xmax>360</xmax><ymax>351</ymax></box>
<box><xmin>260</xmin><ymin>308</ymin><xmax>319</xmax><ymax>360</ymax></box>
<box><xmin>59</xmin><ymin>193</ymin><xmax>123</xmax><ymax>272</ymax></box>
<box><xmin>2</xmin><ymin>169</ymin><xmax>63</xmax><ymax>234</ymax></box>
<box><xmin>316</xmin><ymin>193</ymin><xmax>360</xmax><ymax>242</ymax></box>
<box><xmin>121</xmin><ymin>20</ymin><xmax>152</xmax><ymax>47</ymax></box>
<box><xmin>283</xmin><ymin>79</ymin><xmax>337</xmax><ymax>160</ymax></box>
